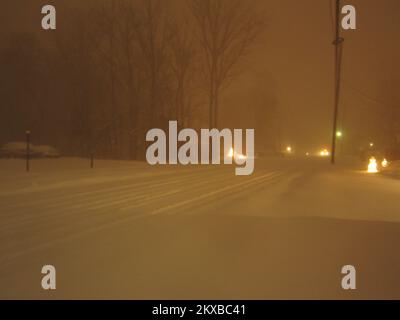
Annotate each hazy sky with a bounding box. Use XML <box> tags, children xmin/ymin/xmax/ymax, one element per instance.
<box><xmin>2</xmin><ymin>0</ymin><xmax>400</xmax><ymax>152</ymax></box>
<box><xmin>224</xmin><ymin>0</ymin><xmax>400</xmax><ymax>150</ymax></box>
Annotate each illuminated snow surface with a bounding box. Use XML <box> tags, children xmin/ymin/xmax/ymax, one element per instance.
<box><xmin>1</xmin><ymin>156</ymin><xmax>400</xmax><ymax>299</ymax></box>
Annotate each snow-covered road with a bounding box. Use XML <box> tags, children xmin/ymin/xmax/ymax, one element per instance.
<box><xmin>1</xmin><ymin>157</ymin><xmax>400</xmax><ymax>299</ymax></box>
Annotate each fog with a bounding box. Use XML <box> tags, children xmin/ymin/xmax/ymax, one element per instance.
<box><xmin>1</xmin><ymin>1</ymin><xmax>400</xmax><ymax>300</ymax></box>
<box><xmin>1</xmin><ymin>0</ymin><xmax>399</xmax><ymax>156</ymax></box>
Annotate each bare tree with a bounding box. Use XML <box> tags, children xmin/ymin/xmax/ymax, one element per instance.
<box><xmin>167</xmin><ymin>18</ymin><xmax>197</xmax><ymax>129</ymax></box>
<box><xmin>91</xmin><ymin>0</ymin><xmax>128</xmax><ymax>157</ymax></box>
<box><xmin>134</xmin><ymin>0</ymin><xmax>171</xmax><ymax>127</ymax></box>
<box><xmin>189</xmin><ymin>0</ymin><xmax>266</xmax><ymax>128</ymax></box>
<box><xmin>114</xmin><ymin>0</ymin><xmax>143</xmax><ymax>159</ymax></box>
<box><xmin>55</xmin><ymin>5</ymin><xmax>98</xmax><ymax>155</ymax></box>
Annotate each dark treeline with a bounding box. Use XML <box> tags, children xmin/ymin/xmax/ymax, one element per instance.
<box><xmin>0</xmin><ymin>0</ymin><xmax>271</xmax><ymax>159</ymax></box>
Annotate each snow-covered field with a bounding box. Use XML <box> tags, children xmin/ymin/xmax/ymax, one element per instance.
<box><xmin>1</xmin><ymin>156</ymin><xmax>400</xmax><ymax>299</ymax></box>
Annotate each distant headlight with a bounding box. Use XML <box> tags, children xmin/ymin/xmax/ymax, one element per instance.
<box><xmin>319</xmin><ymin>149</ymin><xmax>330</xmax><ymax>157</ymax></box>
<box><xmin>226</xmin><ymin>147</ymin><xmax>247</xmax><ymax>160</ymax></box>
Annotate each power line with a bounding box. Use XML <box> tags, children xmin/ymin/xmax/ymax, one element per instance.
<box><xmin>342</xmin><ymin>81</ymin><xmax>399</xmax><ymax>110</ymax></box>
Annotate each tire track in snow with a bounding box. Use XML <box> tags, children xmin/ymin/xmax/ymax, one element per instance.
<box><xmin>0</xmin><ymin>169</ymin><xmax>285</xmax><ymax>267</ymax></box>
<box><xmin>0</xmin><ymin>167</ymin><xmax>231</xmax><ymax>232</ymax></box>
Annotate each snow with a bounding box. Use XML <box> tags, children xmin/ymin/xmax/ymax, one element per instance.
<box><xmin>381</xmin><ymin>160</ymin><xmax>400</xmax><ymax>179</ymax></box>
<box><xmin>1</xmin><ymin>156</ymin><xmax>400</xmax><ymax>299</ymax></box>
<box><xmin>0</xmin><ymin>142</ymin><xmax>59</xmax><ymax>158</ymax></box>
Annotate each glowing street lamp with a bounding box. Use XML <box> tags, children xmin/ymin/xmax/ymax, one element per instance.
<box><xmin>369</xmin><ymin>142</ymin><xmax>374</xmax><ymax>147</ymax></box>
<box><xmin>368</xmin><ymin>157</ymin><xmax>378</xmax><ymax>173</ymax></box>
<box><xmin>286</xmin><ymin>146</ymin><xmax>292</xmax><ymax>153</ymax></box>
<box><xmin>381</xmin><ymin>158</ymin><xmax>388</xmax><ymax>168</ymax></box>
<box><xmin>336</xmin><ymin>131</ymin><xmax>343</xmax><ymax>138</ymax></box>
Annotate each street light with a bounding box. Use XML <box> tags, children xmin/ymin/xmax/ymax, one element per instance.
<box><xmin>368</xmin><ymin>157</ymin><xmax>378</xmax><ymax>173</ymax></box>
<box><xmin>286</xmin><ymin>146</ymin><xmax>292</xmax><ymax>153</ymax></box>
<box><xmin>336</xmin><ymin>131</ymin><xmax>343</xmax><ymax>138</ymax></box>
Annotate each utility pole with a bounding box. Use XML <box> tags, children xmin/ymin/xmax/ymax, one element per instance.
<box><xmin>331</xmin><ymin>0</ymin><xmax>344</xmax><ymax>164</ymax></box>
